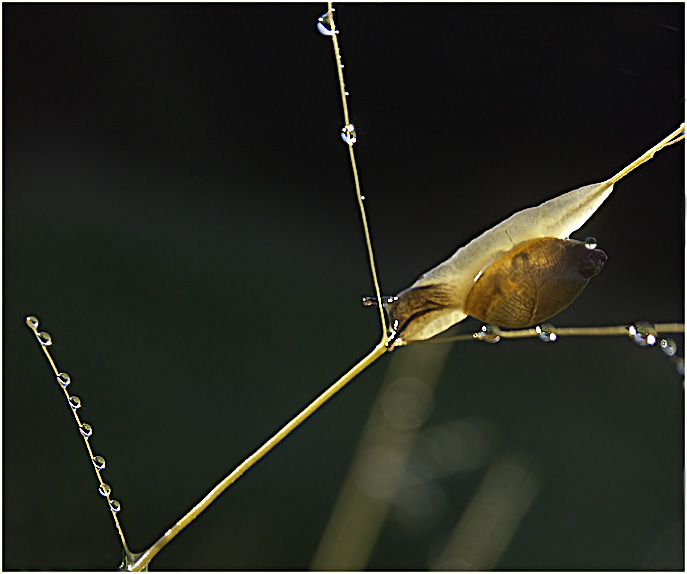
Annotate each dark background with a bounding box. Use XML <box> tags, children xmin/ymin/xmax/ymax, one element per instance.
<box><xmin>4</xmin><ymin>3</ymin><xmax>684</xmax><ymax>570</ymax></box>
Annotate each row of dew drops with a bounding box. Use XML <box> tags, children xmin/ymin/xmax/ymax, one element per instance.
<box><xmin>317</xmin><ymin>10</ymin><xmax>357</xmax><ymax>146</ymax></box>
<box><xmin>26</xmin><ymin>316</ymin><xmax>122</xmax><ymax>514</ymax></box>
<box><xmin>474</xmin><ymin>320</ymin><xmax>683</xmax><ymax>374</ymax></box>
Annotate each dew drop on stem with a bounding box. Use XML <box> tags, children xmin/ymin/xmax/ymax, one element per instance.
<box><xmin>341</xmin><ymin>124</ymin><xmax>357</xmax><ymax>145</ymax></box>
<box><xmin>37</xmin><ymin>331</ymin><xmax>52</xmax><ymax>346</ymax></box>
<box><xmin>57</xmin><ymin>372</ymin><xmax>71</xmax><ymax>387</ymax></box>
<box><xmin>474</xmin><ymin>324</ymin><xmax>501</xmax><ymax>344</ymax></box>
<box><xmin>316</xmin><ymin>12</ymin><xmax>337</xmax><ymax>36</ymax></box>
<box><xmin>536</xmin><ymin>323</ymin><xmax>557</xmax><ymax>342</ymax></box>
<box><xmin>628</xmin><ymin>321</ymin><xmax>657</xmax><ymax>347</ymax></box>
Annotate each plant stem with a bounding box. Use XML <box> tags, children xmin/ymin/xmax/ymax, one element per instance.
<box><xmin>130</xmin><ymin>339</ymin><xmax>389</xmax><ymax>571</ymax></box>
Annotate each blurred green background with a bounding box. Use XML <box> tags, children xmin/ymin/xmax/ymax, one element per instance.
<box><xmin>4</xmin><ymin>3</ymin><xmax>684</xmax><ymax>570</ymax></box>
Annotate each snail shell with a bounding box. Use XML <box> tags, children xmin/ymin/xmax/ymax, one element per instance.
<box><xmin>463</xmin><ymin>237</ymin><xmax>607</xmax><ymax>328</ymax></box>
<box><xmin>383</xmin><ymin>237</ymin><xmax>607</xmax><ymax>339</ymax></box>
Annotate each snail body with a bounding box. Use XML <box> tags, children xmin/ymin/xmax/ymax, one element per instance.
<box><xmin>378</xmin><ymin>179</ymin><xmax>616</xmax><ymax>343</ymax></box>
<box><xmin>382</xmin><ymin>237</ymin><xmax>607</xmax><ymax>341</ymax></box>
<box><xmin>364</xmin><ymin>126</ymin><xmax>683</xmax><ymax>343</ymax></box>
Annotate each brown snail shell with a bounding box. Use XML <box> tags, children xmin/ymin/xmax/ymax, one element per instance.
<box><xmin>380</xmin><ymin>237</ymin><xmax>607</xmax><ymax>339</ymax></box>
<box><xmin>463</xmin><ymin>237</ymin><xmax>607</xmax><ymax>328</ymax></box>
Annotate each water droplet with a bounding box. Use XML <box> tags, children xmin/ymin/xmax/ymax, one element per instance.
<box><xmin>536</xmin><ymin>323</ymin><xmax>557</xmax><ymax>342</ymax></box>
<box><xmin>473</xmin><ymin>324</ymin><xmax>501</xmax><ymax>344</ymax></box>
<box><xmin>341</xmin><ymin>124</ymin><xmax>357</xmax><ymax>145</ymax></box>
<box><xmin>92</xmin><ymin>456</ymin><xmax>106</xmax><ymax>470</ymax></box>
<box><xmin>344</xmin><ymin>91</ymin><xmax>349</xmax><ymax>96</ymax></box>
<box><xmin>316</xmin><ymin>12</ymin><xmax>337</xmax><ymax>36</ymax></box>
<box><xmin>26</xmin><ymin>316</ymin><xmax>39</xmax><ymax>329</ymax></box>
<box><xmin>584</xmin><ymin>237</ymin><xmax>597</xmax><ymax>250</ymax></box>
<box><xmin>68</xmin><ymin>396</ymin><xmax>82</xmax><ymax>410</ymax></box>
<box><xmin>80</xmin><ymin>423</ymin><xmax>93</xmax><ymax>438</ymax></box>
<box><xmin>660</xmin><ymin>338</ymin><xmax>677</xmax><ymax>357</ymax></box>
<box><xmin>628</xmin><ymin>321</ymin><xmax>657</xmax><ymax>347</ymax></box>
<box><xmin>99</xmin><ymin>483</ymin><xmax>112</xmax><ymax>497</ymax></box>
<box><xmin>37</xmin><ymin>331</ymin><xmax>52</xmax><ymax>346</ymax></box>
<box><xmin>109</xmin><ymin>499</ymin><xmax>121</xmax><ymax>513</ymax></box>
<box><xmin>56</xmin><ymin>372</ymin><xmax>71</xmax><ymax>387</ymax></box>
<box><xmin>360</xmin><ymin>195</ymin><xmax>366</xmax><ymax>200</ymax></box>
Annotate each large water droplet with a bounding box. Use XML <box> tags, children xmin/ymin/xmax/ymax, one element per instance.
<box><xmin>474</xmin><ymin>324</ymin><xmax>501</xmax><ymax>344</ymax></box>
<box><xmin>341</xmin><ymin>124</ymin><xmax>357</xmax><ymax>145</ymax></box>
<box><xmin>37</xmin><ymin>332</ymin><xmax>52</xmax><ymax>346</ymax></box>
<box><xmin>99</xmin><ymin>483</ymin><xmax>112</xmax><ymax>497</ymax></box>
<box><xmin>26</xmin><ymin>316</ymin><xmax>39</xmax><ymax>329</ymax></box>
<box><xmin>584</xmin><ymin>237</ymin><xmax>597</xmax><ymax>250</ymax></box>
<box><xmin>92</xmin><ymin>456</ymin><xmax>106</xmax><ymax>470</ymax></box>
<box><xmin>628</xmin><ymin>321</ymin><xmax>657</xmax><ymax>347</ymax></box>
<box><xmin>536</xmin><ymin>323</ymin><xmax>557</xmax><ymax>342</ymax></box>
<box><xmin>80</xmin><ymin>423</ymin><xmax>93</xmax><ymax>438</ymax></box>
<box><xmin>660</xmin><ymin>338</ymin><xmax>677</xmax><ymax>357</ymax></box>
<box><xmin>68</xmin><ymin>396</ymin><xmax>82</xmax><ymax>410</ymax></box>
<box><xmin>109</xmin><ymin>499</ymin><xmax>121</xmax><ymax>513</ymax></box>
<box><xmin>316</xmin><ymin>12</ymin><xmax>337</xmax><ymax>36</ymax></box>
<box><xmin>57</xmin><ymin>372</ymin><xmax>71</xmax><ymax>387</ymax></box>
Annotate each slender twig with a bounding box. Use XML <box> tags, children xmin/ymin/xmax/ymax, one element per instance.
<box><xmin>422</xmin><ymin>323</ymin><xmax>685</xmax><ymax>344</ymax></box>
<box><xmin>24</xmin><ymin>317</ymin><xmax>132</xmax><ymax>561</ymax></box>
<box><xmin>607</xmin><ymin>124</ymin><xmax>684</xmax><ymax>185</ymax></box>
<box><xmin>129</xmin><ymin>4</ymin><xmax>391</xmax><ymax>570</ymax></box>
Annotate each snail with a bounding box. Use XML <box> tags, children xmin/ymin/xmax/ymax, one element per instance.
<box><xmin>463</xmin><ymin>237</ymin><xmax>607</xmax><ymax>329</ymax></box>
<box><xmin>362</xmin><ymin>125</ymin><xmax>683</xmax><ymax>344</ymax></box>
<box><xmin>375</xmin><ymin>237</ymin><xmax>606</xmax><ymax>335</ymax></box>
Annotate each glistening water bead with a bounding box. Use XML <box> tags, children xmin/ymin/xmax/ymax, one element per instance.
<box><xmin>316</xmin><ymin>12</ymin><xmax>337</xmax><ymax>36</ymax></box>
<box><xmin>536</xmin><ymin>323</ymin><xmax>557</xmax><ymax>342</ymax></box>
<box><xmin>68</xmin><ymin>396</ymin><xmax>82</xmax><ymax>410</ymax></box>
<box><xmin>660</xmin><ymin>338</ymin><xmax>678</xmax><ymax>357</ymax></box>
<box><xmin>584</xmin><ymin>237</ymin><xmax>597</xmax><ymax>250</ymax></box>
<box><xmin>341</xmin><ymin>124</ymin><xmax>357</xmax><ymax>145</ymax></box>
<box><xmin>37</xmin><ymin>331</ymin><xmax>52</xmax><ymax>346</ymax></box>
<box><xmin>474</xmin><ymin>324</ymin><xmax>501</xmax><ymax>344</ymax></box>
<box><xmin>99</xmin><ymin>483</ymin><xmax>112</xmax><ymax>497</ymax></box>
<box><xmin>92</xmin><ymin>456</ymin><xmax>106</xmax><ymax>470</ymax></box>
<box><xmin>26</xmin><ymin>316</ymin><xmax>39</xmax><ymax>330</ymax></box>
<box><xmin>57</xmin><ymin>372</ymin><xmax>71</xmax><ymax>387</ymax></box>
<box><xmin>628</xmin><ymin>321</ymin><xmax>658</xmax><ymax>347</ymax></box>
<box><xmin>109</xmin><ymin>500</ymin><xmax>121</xmax><ymax>513</ymax></box>
<box><xmin>79</xmin><ymin>423</ymin><xmax>93</xmax><ymax>438</ymax></box>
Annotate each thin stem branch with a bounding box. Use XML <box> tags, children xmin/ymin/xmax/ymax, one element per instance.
<box><xmin>422</xmin><ymin>323</ymin><xmax>685</xmax><ymax>344</ymax></box>
<box><xmin>131</xmin><ymin>340</ymin><xmax>389</xmax><ymax>571</ymax></box>
<box><xmin>327</xmin><ymin>2</ymin><xmax>388</xmax><ymax>338</ymax></box>
<box><xmin>25</xmin><ymin>317</ymin><xmax>132</xmax><ymax>558</ymax></box>
<box><xmin>607</xmin><ymin>123</ymin><xmax>685</xmax><ymax>185</ymax></box>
